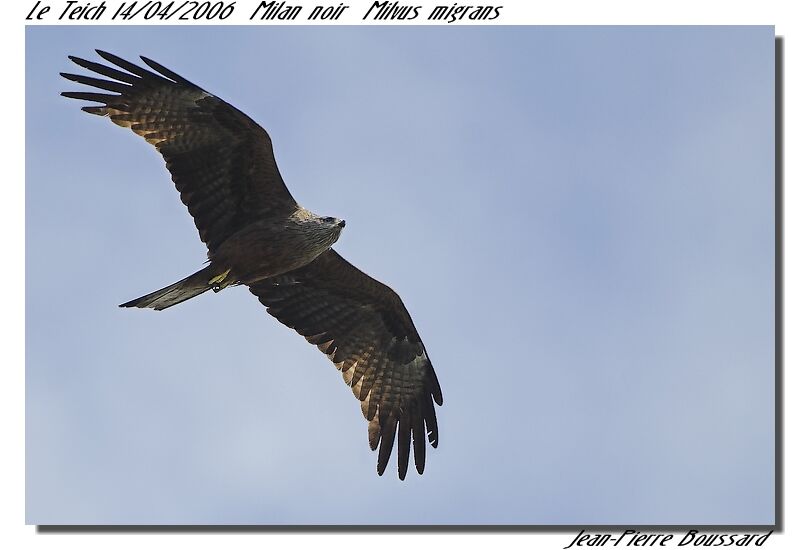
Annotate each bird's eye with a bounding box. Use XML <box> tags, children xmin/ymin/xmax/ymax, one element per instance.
<box><xmin>324</xmin><ymin>216</ymin><xmax>334</xmax><ymax>222</ymax></box>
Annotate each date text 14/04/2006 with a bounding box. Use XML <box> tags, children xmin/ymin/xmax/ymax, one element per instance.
<box><xmin>564</xmin><ymin>530</ymin><xmax>774</xmax><ymax>549</ymax></box>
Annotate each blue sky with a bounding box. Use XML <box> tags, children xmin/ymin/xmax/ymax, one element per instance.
<box><xmin>26</xmin><ymin>25</ymin><xmax>775</xmax><ymax>525</ymax></box>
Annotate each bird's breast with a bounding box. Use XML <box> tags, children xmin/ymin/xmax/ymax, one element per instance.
<box><xmin>210</xmin><ymin>220</ymin><xmax>336</xmax><ymax>283</ymax></box>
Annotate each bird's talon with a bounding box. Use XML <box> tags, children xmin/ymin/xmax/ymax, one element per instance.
<box><xmin>208</xmin><ymin>268</ymin><xmax>231</xmax><ymax>286</ymax></box>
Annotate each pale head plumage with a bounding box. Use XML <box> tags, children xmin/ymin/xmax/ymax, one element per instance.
<box><xmin>288</xmin><ymin>207</ymin><xmax>346</xmax><ymax>252</ymax></box>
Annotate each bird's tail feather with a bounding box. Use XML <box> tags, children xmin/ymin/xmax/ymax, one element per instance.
<box><xmin>119</xmin><ymin>266</ymin><xmax>215</xmax><ymax>311</ymax></box>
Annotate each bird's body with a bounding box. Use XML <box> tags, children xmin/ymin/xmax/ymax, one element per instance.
<box><xmin>122</xmin><ymin>207</ymin><xmax>345</xmax><ymax>310</ymax></box>
<box><xmin>62</xmin><ymin>51</ymin><xmax>442</xmax><ymax>479</ymax></box>
<box><xmin>211</xmin><ymin>208</ymin><xmax>345</xmax><ymax>286</ymax></box>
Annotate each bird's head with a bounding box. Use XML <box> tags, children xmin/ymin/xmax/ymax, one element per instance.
<box><xmin>292</xmin><ymin>208</ymin><xmax>346</xmax><ymax>249</ymax></box>
<box><xmin>316</xmin><ymin>215</ymin><xmax>346</xmax><ymax>250</ymax></box>
<box><xmin>322</xmin><ymin>216</ymin><xmax>346</xmax><ymax>232</ymax></box>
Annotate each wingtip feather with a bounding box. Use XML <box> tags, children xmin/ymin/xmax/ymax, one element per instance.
<box><xmin>67</xmin><ymin>54</ymin><xmax>90</xmax><ymax>66</ymax></box>
<box><xmin>139</xmin><ymin>55</ymin><xmax>196</xmax><ymax>86</ymax></box>
<box><xmin>81</xmin><ymin>106</ymin><xmax>107</xmax><ymax>115</ymax></box>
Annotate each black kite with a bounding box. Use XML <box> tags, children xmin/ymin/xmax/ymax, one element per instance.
<box><xmin>61</xmin><ymin>51</ymin><xmax>442</xmax><ymax>480</ymax></box>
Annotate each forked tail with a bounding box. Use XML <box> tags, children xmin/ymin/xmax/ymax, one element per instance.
<box><xmin>119</xmin><ymin>266</ymin><xmax>215</xmax><ymax>311</ymax></box>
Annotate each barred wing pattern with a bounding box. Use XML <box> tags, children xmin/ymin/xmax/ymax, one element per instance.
<box><xmin>248</xmin><ymin>250</ymin><xmax>443</xmax><ymax>479</ymax></box>
<box><xmin>61</xmin><ymin>50</ymin><xmax>297</xmax><ymax>251</ymax></box>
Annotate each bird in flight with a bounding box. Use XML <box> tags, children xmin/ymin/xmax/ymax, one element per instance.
<box><xmin>61</xmin><ymin>50</ymin><xmax>442</xmax><ymax>480</ymax></box>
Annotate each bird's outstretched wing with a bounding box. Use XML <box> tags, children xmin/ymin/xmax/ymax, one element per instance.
<box><xmin>248</xmin><ymin>250</ymin><xmax>443</xmax><ymax>480</ymax></box>
<box><xmin>61</xmin><ymin>50</ymin><xmax>297</xmax><ymax>251</ymax></box>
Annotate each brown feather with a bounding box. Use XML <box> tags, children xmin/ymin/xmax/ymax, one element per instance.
<box><xmin>397</xmin><ymin>415</ymin><xmax>411</xmax><ymax>481</ymax></box>
<box><xmin>62</xmin><ymin>51</ymin><xmax>298</xmax><ymax>251</ymax></box>
<box><xmin>248</xmin><ymin>250</ymin><xmax>443</xmax><ymax>479</ymax></box>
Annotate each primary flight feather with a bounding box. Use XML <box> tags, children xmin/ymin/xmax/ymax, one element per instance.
<box><xmin>61</xmin><ymin>50</ymin><xmax>442</xmax><ymax>480</ymax></box>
